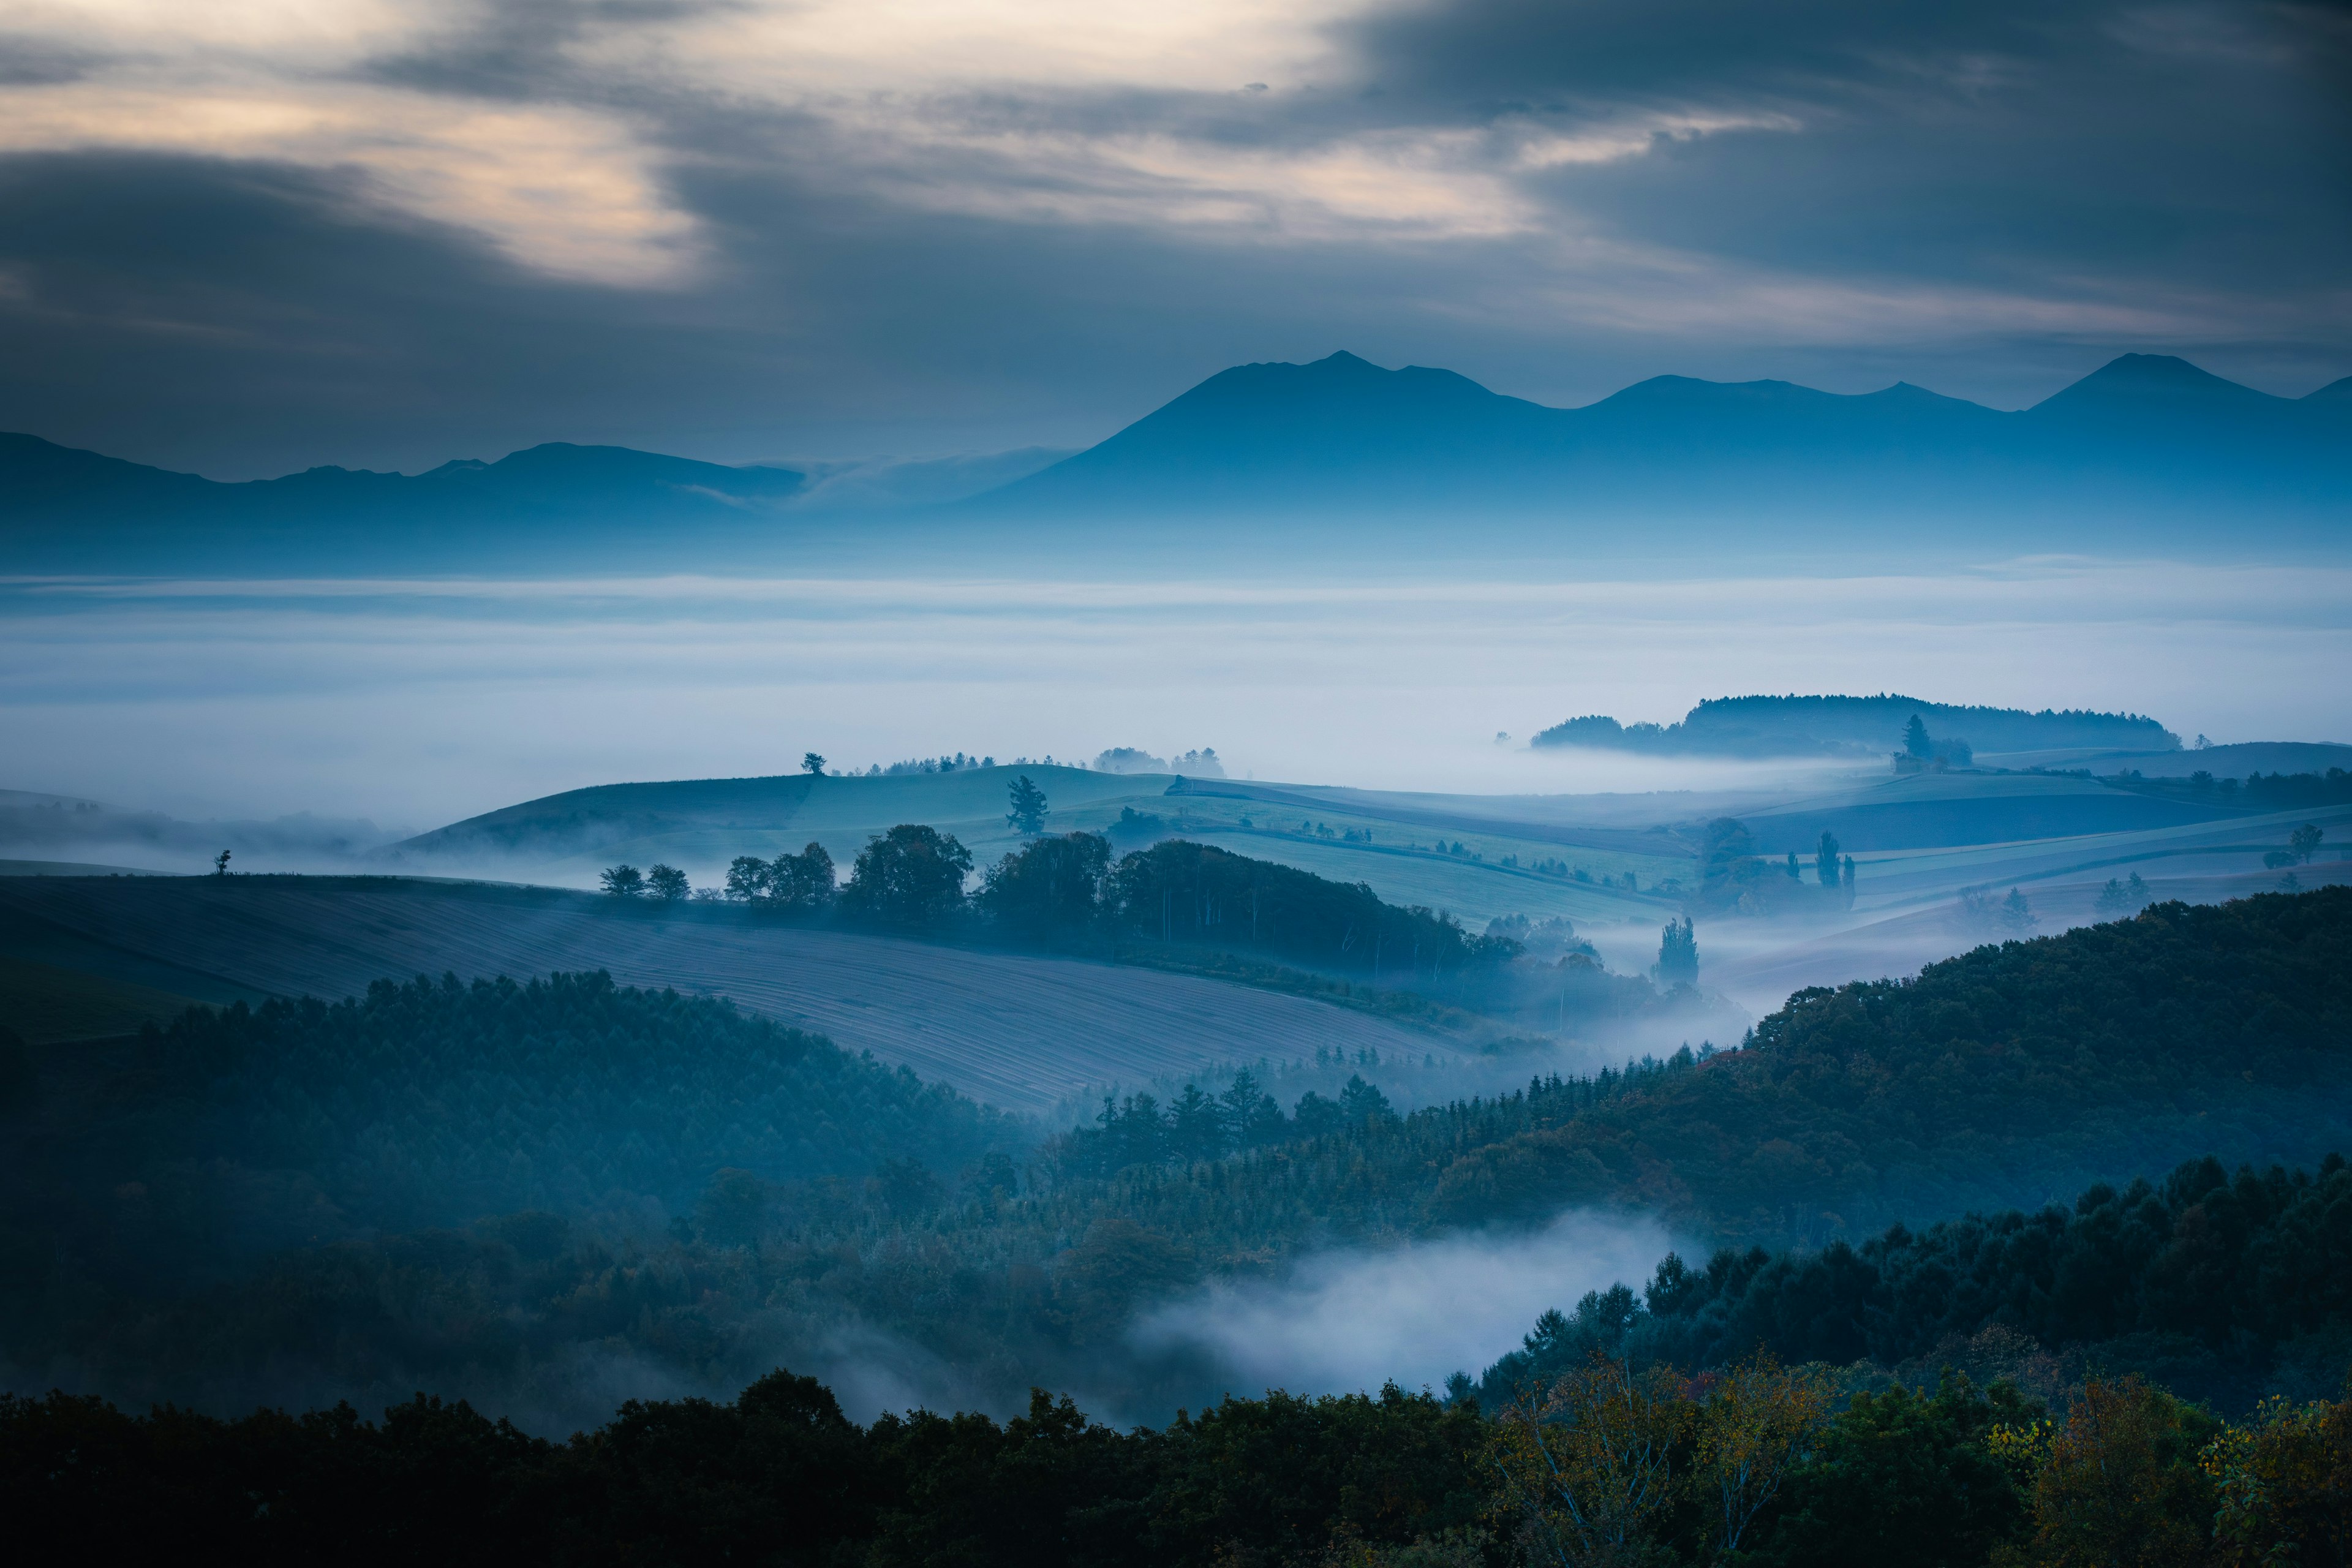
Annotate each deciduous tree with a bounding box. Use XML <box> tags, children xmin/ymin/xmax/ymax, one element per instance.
<box><xmin>841</xmin><ymin>824</ymin><xmax>971</xmax><ymax>929</ymax></box>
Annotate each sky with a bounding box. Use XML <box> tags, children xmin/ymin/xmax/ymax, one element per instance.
<box><xmin>2</xmin><ymin>0</ymin><xmax>2346</xmax><ymax>478</ymax></box>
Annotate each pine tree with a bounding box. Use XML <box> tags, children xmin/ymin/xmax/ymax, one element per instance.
<box><xmin>1005</xmin><ymin>774</ymin><xmax>1049</xmax><ymax>835</ymax></box>
<box><xmin>1656</xmin><ymin>916</ymin><xmax>1699</xmax><ymax>987</ymax></box>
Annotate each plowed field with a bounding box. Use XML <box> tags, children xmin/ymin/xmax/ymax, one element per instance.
<box><xmin>0</xmin><ymin>876</ymin><xmax>1450</xmax><ymax>1113</ymax></box>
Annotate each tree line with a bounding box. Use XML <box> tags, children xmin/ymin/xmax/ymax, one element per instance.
<box><xmin>1478</xmin><ymin>1151</ymin><xmax>2352</xmax><ymax>1417</ymax></box>
<box><xmin>602</xmin><ymin>774</ymin><xmax>1527</xmax><ymax>989</ymax></box>
<box><xmin>12</xmin><ymin>1328</ymin><xmax>2352</xmax><ymax>1567</ymax></box>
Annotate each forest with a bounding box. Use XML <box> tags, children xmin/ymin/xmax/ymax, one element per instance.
<box><xmin>1478</xmin><ymin>1152</ymin><xmax>2352</xmax><ymax>1414</ymax></box>
<box><xmin>14</xmin><ymin>1306</ymin><xmax>2352</xmax><ymax>1567</ymax></box>
<box><xmin>1</xmin><ymin>889</ymin><xmax>2346</xmax><ymax>1428</ymax></box>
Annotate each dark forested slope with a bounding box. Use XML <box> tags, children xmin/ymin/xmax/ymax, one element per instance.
<box><xmin>1443</xmin><ymin>888</ymin><xmax>2352</xmax><ymax>1238</ymax></box>
<box><xmin>1</xmin><ymin>890</ymin><xmax>2345</xmax><ymax>1425</ymax></box>
<box><xmin>1</xmin><ymin>972</ymin><xmax>1020</xmax><ymax>1265</ymax></box>
<box><xmin>1482</xmin><ymin>1152</ymin><xmax>2352</xmax><ymax>1413</ymax></box>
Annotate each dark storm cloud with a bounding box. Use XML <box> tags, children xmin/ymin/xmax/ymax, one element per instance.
<box><xmin>0</xmin><ymin>146</ymin><xmax>1490</xmax><ymax>477</ymax></box>
<box><xmin>1346</xmin><ymin>0</ymin><xmax>2351</xmax><ymax>294</ymax></box>
<box><xmin>0</xmin><ymin>0</ymin><xmax>2345</xmax><ymax>475</ymax></box>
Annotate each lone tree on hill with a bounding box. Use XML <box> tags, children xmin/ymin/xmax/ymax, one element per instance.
<box><xmin>1006</xmin><ymin>774</ymin><xmax>1049</xmax><ymax>835</ymax></box>
<box><xmin>646</xmin><ymin>864</ymin><xmax>690</xmax><ymax>902</ymax></box>
<box><xmin>2291</xmin><ymin>823</ymin><xmax>2325</xmax><ymax>863</ymax></box>
<box><xmin>213</xmin><ymin>850</ymin><xmax>231</xmax><ymax>876</ymax></box>
<box><xmin>802</xmin><ymin>752</ymin><xmax>826</xmax><ymax>776</ymax></box>
<box><xmin>1904</xmin><ymin>715</ymin><xmax>1932</xmax><ymax>759</ymax></box>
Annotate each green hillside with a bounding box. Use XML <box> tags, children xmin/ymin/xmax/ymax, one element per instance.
<box><xmin>0</xmin><ymin>874</ymin><xmax>1461</xmax><ymax>1114</ymax></box>
<box><xmin>0</xmin><ymin>954</ymin><xmax>205</xmax><ymax>1044</ymax></box>
<box><xmin>386</xmin><ymin>763</ymin><xmax>1702</xmax><ymax>928</ymax></box>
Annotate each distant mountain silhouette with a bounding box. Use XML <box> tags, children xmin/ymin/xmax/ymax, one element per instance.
<box><xmin>972</xmin><ymin>350</ymin><xmax>2350</xmax><ymax>529</ymax></box>
<box><xmin>0</xmin><ymin>434</ymin><xmax>804</xmax><ymax>538</ymax></box>
<box><xmin>7</xmin><ymin>350</ymin><xmax>2345</xmax><ymax>566</ymax></box>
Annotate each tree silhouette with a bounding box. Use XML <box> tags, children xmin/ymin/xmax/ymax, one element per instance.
<box><xmin>1656</xmin><ymin>916</ymin><xmax>1699</xmax><ymax>987</ymax></box>
<box><xmin>646</xmin><ymin>864</ymin><xmax>689</xmax><ymax>902</ymax></box>
<box><xmin>1005</xmin><ymin>774</ymin><xmax>1049</xmax><ymax>835</ymax></box>
<box><xmin>840</xmin><ymin>825</ymin><xmax>971</xmax><ymax>929</ymax></box>
<box><xmin>802</xmin><ymin>752</ymin><xmax>827</xmax><ymax>775</ymax></box>
<box><xmin>599</xmin><ymin>864</ymin><xmax>645</xmax><ymax>897</ymax></box>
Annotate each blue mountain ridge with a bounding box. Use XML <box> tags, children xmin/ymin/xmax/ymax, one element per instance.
<box><xmin>973</xmin><ymin>351</ymin><xmax>2351</xmax><ymax>518</ymax></box>
<box><xmin>4</xmin><ymin>353</ymin><xmax>2345</xmax><ymax>560</ymax></box>
<box><xmin>0</xmin><ymin>437</ymin><xmax>806</xmax><ymax>529</ymax></box>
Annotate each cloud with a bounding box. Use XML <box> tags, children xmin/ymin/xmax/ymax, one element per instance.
<box><xmin>0</xmin><ymin>0</ymin><xmax>2344</xmax><ymax>470</ymax></box>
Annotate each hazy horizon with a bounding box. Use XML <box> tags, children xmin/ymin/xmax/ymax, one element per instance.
<box><xmin>6</xmin><ymin>557</ymin><xmax>2345</xmax><ymax>831</ymax></box>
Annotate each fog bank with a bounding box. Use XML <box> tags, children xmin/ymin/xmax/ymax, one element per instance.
<box><xmin>2</xmin><ymin>559</ymin><xmax>2345</xmax><ymax>830</ymax></box>
<box><xmin>1131</xmin><ymin>1209</ymin><xmax>1678</xmax><ymax>1397</ymax></box>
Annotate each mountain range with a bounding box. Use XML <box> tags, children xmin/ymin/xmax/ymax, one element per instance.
<box><xmin>976</xmin><ymin>352</ymin><xmax>2351</xmax><ymax>529</ymax></box>
<box><xmin>5</xmin><ymin>352</ymin><xmax>2346</xmax><ymax>566</ymax></box>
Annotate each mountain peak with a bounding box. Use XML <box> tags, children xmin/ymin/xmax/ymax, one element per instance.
<box><xmin>2033</xmin><ymin>353</ymin><xmax>2274</xmax><ymax>413</ymax></box>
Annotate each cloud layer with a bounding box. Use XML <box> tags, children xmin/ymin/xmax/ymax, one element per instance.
<box><xmin>2</xmin><ymin>0</ymin><xmax>2345</xmax><ymax>473</ymax></box>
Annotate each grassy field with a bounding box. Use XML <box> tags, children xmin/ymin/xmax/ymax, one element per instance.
<box><xmin>385</xmin><ymin>764</ymin><xmax>1710</xmax><ymax>930</ymax></box>
<box><xmin>385</xmin><ymin>760</ymin><xmax>2275</xmax><ymax>911</ymax></box>
<box><xmin>0</xmin><ymin>952</ymin><xmax>208</xmax><ymax>1044</ymax></box>
<box><xmin>372</xmin><ymin>761</ymin><xmax>2341</xmax><ymax>1011</ymax></box>
<box><xmin>0</xmin><ymin>875</ymin><xmax>1460</xmax><ymax>1114</ymax></box>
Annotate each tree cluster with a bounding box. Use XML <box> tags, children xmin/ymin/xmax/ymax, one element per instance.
<box><xmin>1479</xmin><ymin>1152</ymin><xmax>2352</xmax><ymax>1417</ymax></box>
<box><xmin>0</xmin><ymin>1374</ymin><xmax>1488</xmax><ymax>1568</ymax></box>
<box><xmin>726</xmin><ymin>843</ymin><xmax>837</xmax><ymax>911</ymax></box>
<box><xmin>1054</xmin><ymin>1070</ymin><xmax>1398</xmax><ymax>1178</ymax></box>
<box><xmin>1694</xmin><ymin>818</ymin><xmax>1853</xmax><ymax>915</ymax></box>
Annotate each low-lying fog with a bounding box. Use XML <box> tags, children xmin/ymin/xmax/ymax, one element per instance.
<box><xmin>4</xmin><ymin>559</ymin><xmax>2345</xmax><ymax>832</ymax></box>
<box><xmin>1132</xmin><ymin>1209</ymin><xmax>1678</xmax><ymax>1400</ymax></box>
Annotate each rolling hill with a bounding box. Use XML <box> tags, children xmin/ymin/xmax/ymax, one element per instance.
<box><xmin>379</xmin><ymin>757</ymin><xmax>2334</xmax><ymax>941</ymax></box>
<box><xmin>0</xmin><ymin>875</ymin><xmax>1458</xmax><ymax>1113</ymax></box>
<box><xmin>379</xmin><ymin>763</ymin><xmax>1706</xmax><ymax>925</ymax></box>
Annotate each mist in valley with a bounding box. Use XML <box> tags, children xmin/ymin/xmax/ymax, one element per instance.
<box><xmin>1131</xmin><ymin>1209</ymin><xmax>1680</xmax><ymax>1401</ymax></box>
<box><xmin>3</xmin><ymin>560</ymin><xmax>2344</xmax><ymax>835</ymax></box>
